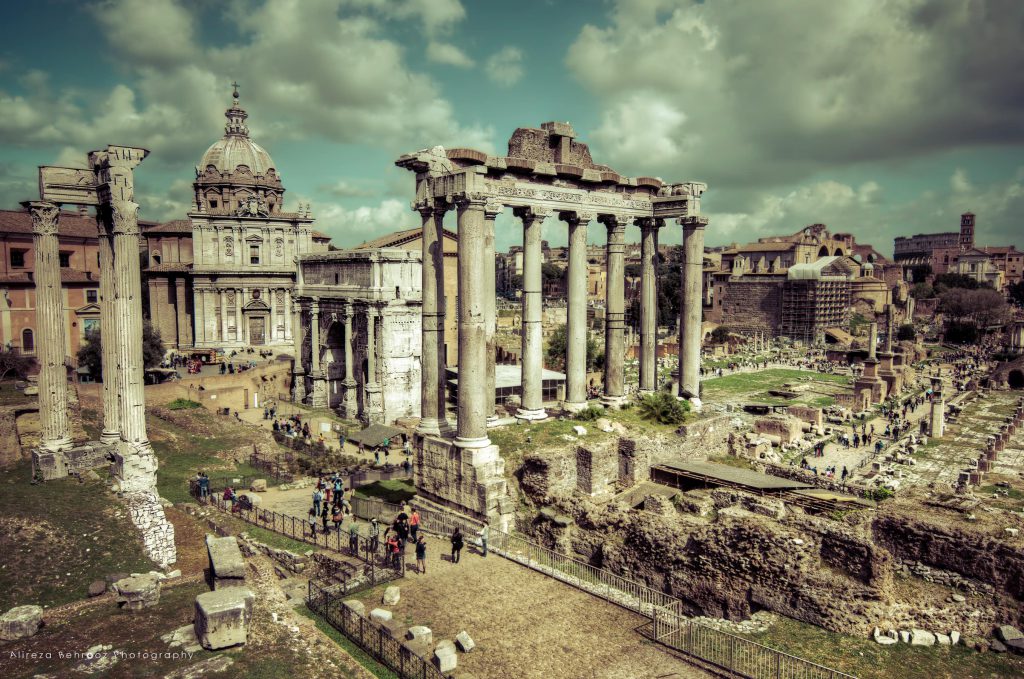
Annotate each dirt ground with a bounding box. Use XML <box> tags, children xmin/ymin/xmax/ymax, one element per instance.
<box><xmin>346</xmin><ymin>534</ymin><xmax>712</xmax><ymax>679</ymax></box>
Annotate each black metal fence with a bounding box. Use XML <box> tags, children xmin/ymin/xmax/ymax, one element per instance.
<box><xmin>308</xmin><ymin>580</ymin><xmax>446</xmax><ymax>679</ymax></box>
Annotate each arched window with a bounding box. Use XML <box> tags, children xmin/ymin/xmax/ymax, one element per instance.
<box><xmin>22</xmin><ymin>328</ymin><xmax>34</xmax><ymax>352</ymax></box>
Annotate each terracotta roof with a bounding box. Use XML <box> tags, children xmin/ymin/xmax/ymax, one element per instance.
<box><xmin>352</xmin><ymin>227</ymin><xmax>457</xmax><ymax>250</ymax></box>
<box><xmin>0</xmin><ymin>269</ymin><xmax>97</xmax><ymax>284</ymax></box>
<box><xmin>311</xmin><ymin>230</ymin><xmax>331</xmax><ymax>240</ymax></box>
<box><xmin>980</xmin><ymin>246</ymin><xmax>1023</xmax><ymax>256</ymax></box>
<box><xmin>145</xmin><ymin>219</ymin><xmax>193</xmax><ymax>235</ymax></box>
<box><xmin>145</xmin><ymin>262</ymin><xmax>192</xmax><ymax>273</ymax></box>
<box><xmin>0</xmin><ymin>209</ymin><xmax>157</xmax><ymax>238</ymax></box>
<box><xmin>724</xmin><ymin>242</ymin><xmax>798</xmax><ymax>254</ymax></box>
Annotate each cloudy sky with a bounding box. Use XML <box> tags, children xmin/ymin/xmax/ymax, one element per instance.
<box><xmin>1</xmin><ymin>0</ymin><xmax>1021</xmax><ymax>255</ymax></box>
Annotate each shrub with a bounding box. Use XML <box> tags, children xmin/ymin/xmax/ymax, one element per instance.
<box><xmin>573</xmin><ymin>405</ymin><xmax>605</xmax><ymax>422</ymax></box>
<box><xmin>167</xmin><ymin>398</ymin><xmax>202</xmax><ymax>410</ymax></box>
<box><xmin>636</xmin><ymin>392</ymin><xmax>690</xmax><ymax>425</ymax></box>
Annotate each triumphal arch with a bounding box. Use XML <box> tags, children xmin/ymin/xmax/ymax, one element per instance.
<box><xmin>396</xmin><ymin>122</ymin><xmax>707</xmax><ymax>528</ymax></box>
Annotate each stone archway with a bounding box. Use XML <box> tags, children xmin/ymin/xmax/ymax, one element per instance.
<box><xmin>818</xmin><ymin>246</ymin><xmax>830</xmax><ymax>257</ymax></box>
<box><xmin>323</xmin><ymin>322</ymin><xmax>346</xmax><ymax>409</ymax></box>
<box><xmin>1010</xmin><ymin>370</ymin><xmax>1024</xmax><ymax>390</ymax></box>
<box><xmin>834</xmin><ymin>247</ymin><xmax>845</xmax><ymax>257</ymax></box>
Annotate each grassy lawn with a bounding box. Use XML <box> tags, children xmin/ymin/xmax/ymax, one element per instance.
<box><xmin>296</xmin><ymin>605</ymin><xmax>398</xmax><ymax>679</ymax></box>
<box><xmin>0</xmin><ymin>461</ymin><xmax>154</xmax><ymax>610</ymax></box>
<box><xmin>354</xmin><ymin>479</ymin><xmax>416</xmax><ymax>503</ymax></box>
<box><xmin>0</xmin><ymin>380</ymin><xmax>33</xmax><ymax>407</ymax></box>
<box><xmin>701</xmin><ymin>368</ymin><xmax>850</xmax><ymax>407</ymax></box>
<box><xmin>745</xmin><ymin>617</ymin><xmax>1024</xmax><ymax>679</ymax></box>
<box><xmin>213</xmin><ymin>511</ymin><xmax>315</xmax><ymax>554</ymax></box>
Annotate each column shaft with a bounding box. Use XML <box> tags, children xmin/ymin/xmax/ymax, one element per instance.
<box><xmin>639</xmin><ymin>220</ymin><xmax>660</xmax><ymax>392</ymax></box>
<box><xmin>679</xmin><ymin>218</ymin><xmax>707</xmax><ymax>399</ymax></box>
<box><xmin>342</xmin><ymin>306</ymin><xmax>357</xmax><ymax>417</ymax></box>
<box><xmin>25</xmin><ymin>202</ymin><xmax>71</xmax><ymax>451</ymax></box>
<box><xmin>112</xmin><ymin>202</ymin><xmax>149</xmax><ymax>445</ymax></box>
<box><xmin>562</xmin><ymin>212</ymin><xmax>592</xmax><ymax>410</ymax></box>
<box><xmin>98</xmin><ymin>222</ymin><xmax>120</xmax><ymax>443</ymax></box>
<box><xmin>310</xmin><ymin>299</ymin><xmax>326</xmax><ymax>407</ymax></box>
<box><xmin>484</xmin><ymin>203</ymin><xmax>501</xmax><ymax>421</ymax></box>
<box><xmin>455</xmin><ymin>197</ymin><xmax>489</xmax><ymax>447</ymax></box>
<box><xmin>292</xmin><ymin>301</ymin><xmax>306</xmax><ymax>401</ymax></box>
<box><xmin>417</xmin><ymin>202</ymin><xmax>449</xmax><ymax>435</ymax></box>
<box><xmin>602</xmin><ymin>217</ymin><xmax>626</xmax><ymax>406</ymax></box>
<box><xmin>516</xmin><ymin>207</ymin><xmax>549</xmax><ymax>420</ymax></box>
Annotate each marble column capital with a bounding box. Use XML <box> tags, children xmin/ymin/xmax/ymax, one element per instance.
<box><xmin>454</xmin><ymin>192</ymin><xmax>488</xmax><ymax>211</ymax></box>
<box><xmin>483</xmin><ymin>201</ymin><xmax>504</xmax><ymax>219</ymax></box>
<box><xmin>22</xmin><ymin>201</ymin><xmax>61</xmax><ymax>236</ymax></box>
<box><xmin>636</xmin><ymin>216</ymin><xmax>665</xmax><ymax>232</ymax></box>
<box><xmin>109</xmin><ymin>200</ymin><xmax>141</xmax><ymax>235</ymax></box>
<box><xmin>598</xmin><ymin>214</ymin><xmax>631</xmax><ymax>232</ymax></box>
<box><xmin>559</xmin><ymin>210</ymin><xmax>596</xmax><ymax>225</ymax></box>
<box><xmin>678</xmin><ymin>215</ymin><xmax>709</xmax><ymax>230</ymax></box>
<box><xmin>513</xmin><ymin>205</ymin><xmax>552</xmax><ymax>224</ymax></box>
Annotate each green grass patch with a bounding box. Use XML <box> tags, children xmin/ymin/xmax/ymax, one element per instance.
<box><xmin>702</xmin><ymin>368</ymin><xmax>850</xmax><ymax>407</ymax></box>
<box><xmin>0</xmin><ymin>380</ymin><xmax>32</xmax><ymax>407</ymax></box>
<box><xmin>354</xmin><ymin>479</ymin><xmax>416</xmax><ymax>504</ymax></box>
<box><xmin>296</xmin><ymin>604</ymin><xmax>399</xmax><ymax>679</ymax></box>
<box><xmin>166</xmin><ymin>398</ymin><xmax>202</xmax><ymax>410</ymax></box>
<box><xmin>0</xmin><ymin>461</ymin><xmax>154</xmax><ymax>610</ymax></box>
<box><xmin>745</xmin><ymin>617</ymin><xmax>1024</xmax><ymax>679</ymax></box>
<box><xmin>215</xmin><ymin>512</ymin><xmax>314</xmax><ymax>554</ymax></box>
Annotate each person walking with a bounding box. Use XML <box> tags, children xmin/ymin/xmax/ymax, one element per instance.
<box><xmin>478</xmin><ymin>522</ymin><xmax>489</xmax><ymax>558</ymax></box>
<box><xmin>369</xmin><ymin>517</ymin><xmax>380</xmax><ymax>554</ymax></box>
<box><xmin>332</xmin><ymin>504</ymin><xmax>343</xmax><ymax>533</ymax></box>
<box><xmin>308</xmin><ymin>508</ymin><xmax>317</xmax><ymax>538</ymax></box>
<box><xmin>415</xmin><ymin>535</ymin><xmax>427</xmax><ymax>574</ymax></box>
<box><xmin>450</xmin><ymin>527</ymin><xmax>463</xmax><ymax>564</ymax></box>
<box><xmin>387</xmin><ymin>535</ymin><xmax>401</xmax><ymax>569</ymax></box>
<box><xmin>321</xmin><ymin>503</ymin><xmax>329</xmax><ymax>534</ymax></box>
<box><xmin>410</xmin><ymin>509</ymin><xmax>421</xmax><ymax>542</ymax></box>
<box><xmin>312</xmin><ymin>488</ymin><xmax>322</xmax><ymax>517</ymax></box>
<box><xmin>349</xmin><ymin>521</ymin><xmax>360</xmax><ymax>554</ymax></box>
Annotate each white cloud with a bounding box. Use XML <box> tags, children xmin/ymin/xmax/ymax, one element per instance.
<box><xmin>485</xmin><ymin>46</ymin><xmax>524</xmax><ymax>87</ymax></box>
<box><xmin>592</xmin><ymin>93</ymin><xmax>690</xmax><ymax>168</ymax></box>
<box><xmin>426</xmin><ymin>41</ymin><xmax>474</xmax><ymax>68</ymax></box>
<box><xmin>950</xmin><ymin>168</ymin><xmax>973</xmax><ymax>194</ymax></box>
<box><xmin>89</xmin><ymin>0</ymin><xmax>196</xmax><ymax>69</ymax></box>
<box><xmin>314</xmin><ymin>198</ymin><xmax>418</xmax><ymax>246</ymax></box>
<box><xmin>318</xmin><ymin>179</ymin><xmax>376</xmax><ymax>198</ymax></box>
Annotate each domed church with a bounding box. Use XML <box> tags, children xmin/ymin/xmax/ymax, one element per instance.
<box><xmin>143</xmin><ymin>84</ymin><xmax>331</xmax><ymax>353</ymax></box>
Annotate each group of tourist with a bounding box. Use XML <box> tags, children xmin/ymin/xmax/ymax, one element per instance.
<box><xmin>308</xmin><ymin>474</ymin><xmax>353</xmax><ymax>538</ymax></box>
<box><xmin>274</xmin><ymin>415</ymin><xmax>311</xmax><ymax>440</ymax></box>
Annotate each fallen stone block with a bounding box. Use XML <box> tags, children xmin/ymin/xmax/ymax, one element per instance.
<box><xmin>936</xmin><ymin>633</ymin><xmax>951</xmax><ymax>645</ymax></box>
<box><xmin>113</xmin><ymin>574</ymin><xmax>161</xmax><ymax>611</ymax></box>
<box><xmin>899</xmin><ymin>630</ymin><xmax>910</xmax><ymax>643</ymax></box>
<box><xmin>407</xmin><ymin>625</ymin><xmax>433</xmax><ymax>645</ymax></box>
<box><xmin>342</xmin><ymin>599</ymin><xmax>365</xmax><ymax>617</ymax></box>
<box><xmin>434</xmin><ymin>640</ymin><xmax>458</xmax><ymax>673</ymax></box>
<box><xmin>909</xmin><ymin>629</ymin><xmax>936</xmax><ymax>646</ymax></box>
<box><xmin>194</xmin><ymin>588</ymin><xmax>255</xmax><ymax>650</ymax></box>
<box><xmin>0</xmin><ymin>605</ymin><xmax>44</xmax><ymax>640</ymax></box>
<box><xmin>455</xmin><ymin>630</ymin><xmax>476</xmax><ymax>652</ymax></box>
<box><xmin>950</xmin><ymin>631</ymin><xmax>960</xmax><ymax>645</ymax></box>
<box><xmin>572</xmin><ymin>425</ymin><xmax>587</xmax><ymax>436</ymax></box>
<box><xmin>996</xmin><ymin>625</ymin><xmax>1023</xmax><ymax>643</ymax></box>
<box><xmin>249</xmin><ymin>479</ymin><xmax>267</xmax><ymax>492</ymax></box>
<box><xmin>206</xmin><ymin>535</ymin><xmax>246</xmax><ymax>587</ymax></box>
<box><xmin>370</xmin><ymin>608</ymin><xmax>393</xmax><ymax>623</ymax></box>
<box><xmin>382</xmin><ymin>586</ymin><xmax>400</xmax><ymax>606</ymax></box>
<box><xmin>991</xmin><ymin>639</ymin><xmax>1007</xmax><ymax>653</ymax></box>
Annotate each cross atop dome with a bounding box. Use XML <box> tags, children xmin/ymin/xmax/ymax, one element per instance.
<box><xmin>224</xmin><ymin>81</ymin><xmax>249</xmax><ymax>137</ymax></box>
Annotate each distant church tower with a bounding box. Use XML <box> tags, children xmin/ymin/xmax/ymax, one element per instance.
<box><xmin>959</xmin><ymin>212</ymin><xmax>975</xmax><ymax>250</ymax></box>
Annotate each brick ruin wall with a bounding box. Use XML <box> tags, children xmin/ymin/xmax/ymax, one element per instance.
<box><xmin>719</xmin><ymin>280</ymin><xmax>783</xmax><ymax>336</ymax></box>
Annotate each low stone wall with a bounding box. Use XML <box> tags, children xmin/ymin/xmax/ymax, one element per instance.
<box><xmin>757</xmin><ymin>462</ymin><xmax>872</xmax><ymax>498</ymax></box>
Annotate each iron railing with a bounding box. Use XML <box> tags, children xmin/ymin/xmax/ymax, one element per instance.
<box><xmin>307</xmin><ymin>580</ymin><xmax>446</xmax><ymax>679</ymax></box>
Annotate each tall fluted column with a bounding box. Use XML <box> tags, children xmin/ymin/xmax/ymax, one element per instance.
<box><xmin>24</xmin><ymin>201</ymin><xmax>71</xmax><ymax>452</ymax></box>
<box><xmin>364</xmin><ymin>304</ymin><xmax>383</xmax><ymax>424</ymax></box>
<box><xmin>416</xmin><ymin>200</ymin><xmax>450</xmax><ymax>435</ymax></box>
<box><xmin>561</xmin><ymin>211</ymin><xmax>594</xmax><ymax>412</ymax></box>
<box><xmin>868</xmin><ymin>322</ymin><xmax>878</xmax><ymax>360</ymax></box>
<box><xmin>291</xmin><ymin>301</ymin><xmax>306</xmax><ymax>402</ymax></box>
<box><xmin>484</xmin><ymin>201</ymin><xmax>502</xmax><ymax>424</ymax></box>
<box><xmin>454</xmin><ymin>195</ymin><xmax>490</xmax><ymax>448</ymax></box>
<box><xmin>515</xmin><ymin>206</ymin><xmax>551</xmax><ymax>420</ymax></box>
<box><xmin>679</xmin><ymin>216</ymin><xmax>707</xmax><ymax>400</ymax></box>
<box><xmin>341</xmin><ymin>304</ymin><xmax>358</xmax><ymax>418</ymax></box>
<box><xmin>600</xmin><ymin>215</ymin><xmax>628</xmax><ymax>407</ymax></box>
<box><xmin>97</xmin><ymin>219</ymin><xmax>120</xmax><ymax>443</ymax></box>
<box><xmin>638</xmin><ymin>218</ymin><xmax>662</xmax><ymax>392</ymax></box>
<box><xmin>310</xmin><ymin>298</ymin><xmax>326</xmax><ymax>407</ymax></box>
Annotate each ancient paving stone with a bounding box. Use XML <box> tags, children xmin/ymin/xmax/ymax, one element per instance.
<box><xmin>0</xmin><ymin>605</ymin><xmax>44</xmax><ymax>640</ymax></box>
<box><xmin>194</xmin><ymin>588</ymin><xmax>255</xmax><ymax>650</ymax></box>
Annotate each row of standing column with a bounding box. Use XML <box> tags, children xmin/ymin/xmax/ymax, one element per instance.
<box><xmin>416</xmin><ymin>202</ymin><xmax>705</xmax><ymax>448</ymax></box>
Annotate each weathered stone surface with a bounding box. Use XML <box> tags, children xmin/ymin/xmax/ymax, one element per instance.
<box><xmin>73</xmin><ymin>644</ymin><xmax>117</xmax><ymax>674</ymax></box>
<box><xmin>909</xmin><ymin>629</ymin><xmax>936</xmax><ymax>646</ymax></box>
<box><xmin>161</xmin><ymin>624</ymin><xmax>202</xmax><ymax>653</ymax></box>
<box><xmin>382</xmin><ymin>586</ymin><xmax>401</xmax><ymax>606</ymax></box>
<box><xmin>370</xmin><ymin>608</ymin><xmax>393</xmax><ymax>623</ymax></box>
<box><xmin>992</xmin><ymin>639</ymin><xmax>1008</xmax><ymax>653</ymax></box>
<box><xmin>407</xmin><ymin>625</ymin><xmax>433</xmax><ymax>645</ymax></box>
<box><xmin>194</xmin><ymin>588</ymin><xmax>255</xmax><ymax>650</ymax></box>
<box><xmin>996</xmin><ymin>625</ymin><xmax>1023</xmax><ymax>643</ymax></box>
<box><xmin>455</xmin><ymin>630</ymin><xmax>475</xmax><ymax>652</ymax></box>
<box><xmin>343</xmin><ymin>599</ymin><xmax>365</xmax><ymax>617</ymax></box>
<box><xmin>206</xmin><ymin>534</ymin><xmax>246</xmax><ymax>585</ymax></box>
<box><xmin>402</xmin><ymin>638</ymin><xmax>431</xmax><ymax>659</ymax></box>
<box><xmin>936</xmin><ymin>633</ymin><xmax>951</xmax><ymax>645</ymax></box>
<box><xmin>88</xmin><ymin>580</ymin><xmax>107</xmax><ymax>597</ymax></box>
<box><xmin>164</xmin><ymin>655</ymin><xmax>234</xmax><ymax>679</ymax></box>
<box><xmin>249</xmin><ymin>479</ymin><xmax>267</xmax><ymax>492</ymax></box>
<box><xmin>950</xmin><ymin>630</ymin><xmax>961</xmax><ymax>645</ymax></box>
<box><xmin>0</xmin><ymin>605</ymin><xmax>43</xmax><ymax>640</ymax></box>
<box><xmin>113</xmin><ymin>574</ymin><xmax>161</xmax><ymax>611</ymax></box>
<box><xmin>434</xmin><ymin>639</ymin><xmax>458</xmax><ymax>672</ymax></box>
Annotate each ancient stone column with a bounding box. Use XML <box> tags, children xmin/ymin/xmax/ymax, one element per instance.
<box><xmin>484</xmin><ymin>202</ymin><xmax>501</xmax><ymax>424</ymax></box>
<box><xmin>309</xmin><ymin>298</ymin><xmax>327</xmax><ymax>407</ymax></box>
<box><xmin>97</xmin><ymin>220</ymin><xmax>120</xmax><ymax>443</ymax></box>
<box><xmin>600</xmin><ymin>215</ymin><xmax>628</xmax><ymax>407</ymax></box>
<box><xmin>561</xmin><ymin>211</ymin><xmax>593</xmax><ymax>412</ymax></box>
<box><xmin>454</xmin><ymin>195</ymin><xmax>490</xmax><ymax>448</ymax></box>
<box><xmin>291</xmin><ymin>301</ymin><xmax>306</xmax><ymax>402</ymax></box>
<box><xmin>416</xmin><ymin>200</ymin><xmax>450</xmax><ymax>435</ymax></box>
<box><xmin>868</xmin><ymin>322</ymin><xmax>878</xmax><ymax>360</ymax></box>
<box><xmin>515</xmin><ymin>206</ymin><xmax>551</xmax><ymax>420</ymax></box>
<box><xmin>23</xmin><ymin>201</ymin><xmax>71</xmax><ymax>452</ymax></box>
<box><xmin>341</xmin><ymin>304</ymin><xmax>358</xmax><ymax>418</ymax></box>
<box><xmin>930</xmin><ymin>377</ymin><xmax>945</xmax><ymax>438</ymax></box>
<box><xmin>678</xmin><ymin>216</ymin><xmax>708</xmax><ymax>401</ymax></box>
<box><xmin>638</xmin><ymin>218</ymin><xmax>662</xmax><ymax>392</ymax></box>
<box><xmin>364</xmin><ymin>304</ymin><xmax>383</xmax><ymax>424</ymax></box>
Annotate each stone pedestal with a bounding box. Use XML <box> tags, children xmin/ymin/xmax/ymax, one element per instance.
<box><xmin>194</xmin><ymin>588</ymin><xmax>255</xmax><ymax>650</ymax></box>
<box><xmin>113</xmin><ymin>573</ymin><xmax>161</xmax><ymax>611</ymax></box>
<box><xmin>415</xmin><ymin>435</ymin><xmax>513</xmax><ymax>532</ymax></box>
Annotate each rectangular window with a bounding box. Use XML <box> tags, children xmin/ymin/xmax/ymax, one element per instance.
<box><xmin>249</xmin><ymin>244</ymin><xmax>260</xmax><ymax>265</ymax></box>
<box><xmin>10</xmin><ymin>249</ymin><xmax>25</xmax><ymax>268</ymax></box>
<box><xmin>86</xmin><ymin>289</ymin><xmax>98</xmax><ymax>304</ymax></box>
<box><xmin>59</xmin><ymin>252</ymin><xmax>71</xmax><ymax>268</ymax></box>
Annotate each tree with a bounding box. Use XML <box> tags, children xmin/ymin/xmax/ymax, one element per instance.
<box><xmin>1008</xmin><ymin>280</ymin><xmax>1024</xmax><ymax>308</ymax></box>
<box><xmin>636</xmin><ymin>392</ymin><xmax>690</xmax><ymax>425</ymax></box>
<box><xmin>896</xmin><ymin>324</ymin><xmax>916</xmax><ymax>342</ymax></box>
<box><xmin>710</xmin><ymin>325</ymin><xmax>731</xmax><ymax>344</ymax></box>
<box><xmin>545</xmin><ymin>324</ymin><xmax>601</xmax><ymax>372</ymax></box>
<box><xmin>933</xmin><ymin>272</ymin><xmax>986</xmax><ymax>294</ymax></box>
<box><xmin>0</xmin><ymin>349</ymin><xmax>34</xmax><ymax>382</ymax></box>
<box><xmin>78</xmin><ymin>320</ymin><xmax>165</xmax><ymax>379</ymax></box>
<box><xmin>909</xmin><ymin>264</ymin><xmax>932</xmax><ymax>284</ymax></box>
<box><xmin>506</xmin><ymin>274</ymin><xmax>523</xmax><ymax>298</ymax></box>
<box><xmin>910</xmin><ymin>282</ymin><xmax>935</xmax><ymax>299</ymax></box>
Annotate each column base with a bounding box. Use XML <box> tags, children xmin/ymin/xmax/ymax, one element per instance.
<box><xmin>516</xmin><ymin>408</ymin><xmax>547</xmax><ymax>422</ymax></box>
<box><xmin>416</xmin><ymin>418</ymin><xmax>453</xmax><ymax>437</ymax></box>
<box><xmin>99</xmin><ymin>430</ymin><xmax>121</xmax><ymax>445</ymax></box>
<box><xmin>454</xmin><ymin>435</ymin><xmax>492</xmax><ymax>449</ymax></box>
<box><xmin>39</xmin><ymin>437</ymin><xmax>74</xmax><ymax>453</ymax></box>
<box><xmin>638</xmin><ymin>388</ymin><xmax>657</xmax><ymax>396</ymax></box>
<box><xmin>599</xmin><ymin>394</ymin><xmax>626</xmax><ymax>409</ymax></box>
<box><xmin>687</xmin><ymin>396</ymin><xmax>703</xmax><ymax>412</ymax></box>
<box><xmin>486</xmin><ymin>414</ymin><xmax>501</xmax><ymax>428</ymax></box>
<box><xmin>561</xmin><ymin>400</ymin><xmax>589</xmax><ymax>414</ymax></box>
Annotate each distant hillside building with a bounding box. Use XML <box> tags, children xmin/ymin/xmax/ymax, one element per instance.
<box><xmin>892</xmin><ymin>213</ymin><xmax>1019</xmax><ymax>289</ymax></box>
